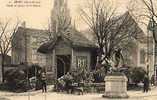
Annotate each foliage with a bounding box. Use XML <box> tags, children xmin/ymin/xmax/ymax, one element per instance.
<box><xmin>70</xmin><ymin>66</ymin><xmax>106</xmax><ymax>83</ymax></box>
<box><xmin>70</xmin><ymin>67</ymin><xmax>87</xmax><ymax>82</ymax></box>
<box><xmin>3</xmin><ymin>64</ymin><xmax>43</xmax><ymax>92</ymax></box>
<box><xmin>119</xmin><ymin>66</ymin><xmax>147</xmax><ymax>85</ymax></box>
<box><xmin>130</xmin><ymin>67</ymin><xmax>147</xmax><ymax>84</ymax></box>
<box><xmin>4</xmin><ymin>69</ymin><xmax>28</xmax><ymax>92</ymax></box>
<box><xmin>0</xmin><ymin>83</ymin><xmax>10</xmax><ymax>91</ymax></box>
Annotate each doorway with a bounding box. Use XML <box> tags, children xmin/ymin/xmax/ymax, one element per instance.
<box><xmin>56</xmin><ymin>55</ymin><xmax>71</xmax><ymax>78</ymax></box>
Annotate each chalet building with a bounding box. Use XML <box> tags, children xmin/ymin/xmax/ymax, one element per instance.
<box><xmin>38</xmin><ymin>28</ymin><xmax>97</xmax><ymax>78</ymax></box>
<box><xmin>37</xmin><ymin>0</ymin><xmax>98</xmax><ymax>79</ymax></box>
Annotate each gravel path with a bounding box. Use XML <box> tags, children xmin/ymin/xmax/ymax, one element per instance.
<box><xmin>0</xmin><ymin>86</ymin><xmax>157</xmax><ymax>100</ymax></box>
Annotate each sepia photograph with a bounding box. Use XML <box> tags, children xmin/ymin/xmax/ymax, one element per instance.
<box><xmin>0</xmin><ymin>0</ymin><xmax>157</xmax><ymax>100</ymax></box>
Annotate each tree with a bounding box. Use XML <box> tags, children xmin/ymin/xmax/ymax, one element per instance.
<box><xmin>140</xmin><ymin>0</ymin><xmax>157</xmax><ymax>43</ymax></box>
<box><xmin>44</xmin><ymin>15</ymin><xmax>71</xmax><ymax>40</ymax></box>
<box><xmin>0</xmin><ymin>19</ymin><xmax>19</xmax><ymax>82</ymax></box>
<box><xmin>130</xmin><ymin>0</ymin><xmax>157</xmax><ymax>43</ymax></box>
<box><xmin>44</xmin><ymin>5</ymin><xmax>71</xmax><ymax>40</ymax></box>
<box><xmin>80</xmin><ymin>0</ymin><xmax>140</xmax><ymax>68</ymax></box>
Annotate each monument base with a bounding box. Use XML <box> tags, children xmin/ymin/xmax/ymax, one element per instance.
<box><xmin>103</xmin><ymin>74</ymin><xmax>129</xmax><ymax>98</ymax></box>
<box><xmin>103</xmin><ymin>92</ymin><xmax>128</xmax><ymax>98</ymax></box>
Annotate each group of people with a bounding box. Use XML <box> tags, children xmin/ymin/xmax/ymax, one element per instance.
<box><xmin>56</xmin><ymin>72</ymin><xmax>84</xmax><ymax>94</ymax></box>
<box><xmin>29</xmin><ymin>69</ymin><xmax>47</xmax><ymax>92</ymax></box>
<box><xmin>36</xmin><ymin>68</ymin><xmax>154</xmax><ymax>93</ymax></box>
<box><xmin>57</xmin><ymin>72</ymin><xmax>74</xmax><ymax>93</ymax></box>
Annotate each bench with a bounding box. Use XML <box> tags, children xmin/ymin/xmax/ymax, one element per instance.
<box><xmin>70</xmin><ymin>83</ymin><xmax>84</xmax><ymax>95</ymax></box>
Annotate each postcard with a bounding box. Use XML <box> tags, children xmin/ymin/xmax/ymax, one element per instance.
<box><xmin>0</xmin><ymin>0</ymin><xmax>157</xmax><ymax>100</ymax></box>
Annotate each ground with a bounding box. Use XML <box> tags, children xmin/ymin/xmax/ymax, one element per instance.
<box><xmin>0</xmin><ymin>86</ymin><xmax>157</xmax><ymax>100</ymax></box>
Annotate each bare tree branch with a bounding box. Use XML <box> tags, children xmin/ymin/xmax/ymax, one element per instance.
<box><xmin>0</xmin><ymin>19</ymin><xmax>20</xmax><ymax>82</ymax></box>
<box><xmin>80</xmin><ymin>0</ymin><xmax>139</xmax><ymax>68</ymax></box>
<box><xmin>135</xmin><ymin>0</ymin><xmax>157</xmax><ymax>43</ymax></box>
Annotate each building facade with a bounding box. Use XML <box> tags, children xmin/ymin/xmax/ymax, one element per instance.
<box><xmin>122</xmin><ymin>36</ymin><xmax>154</xmax><ymax>77</ymax></box>
<box><xmin>11</xmin><ymin>26</ymin><xmax>50</xmax><ymax>67</ymax></box>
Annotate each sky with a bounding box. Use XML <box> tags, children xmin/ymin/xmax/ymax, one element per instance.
<box><xmin>0</xmin><ymin>0</ymin><xmax>131</xmax><ymax>31</ymax></box>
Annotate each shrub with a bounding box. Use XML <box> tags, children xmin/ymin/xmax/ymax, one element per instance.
<box><xmin>70</xmin><ymin>67</ymin><xmax>88</xmax><ymax>82</ymax></box>
<box><xmin>119</xmin><ymin>66</ymin><xmax>147</xmax><ymax>86</ymax></box>
<box><xmin>4</xmin><ymin>64</ymin><xmax>43</xmax><ymax>92</ymax></box>
<box><xmin>4</xmin><ymin>69</ymin><xmax>28</xmax><ymax>92</ymax></box>
<box><xmin>0</xmin><ymin>83</ymin><xmax>10</xmax><ymax>91</ymax></box>
<box><xmin>130</xmin><ymin>67</ymin><xmax>146</xmax><ymax>85</ymax></box>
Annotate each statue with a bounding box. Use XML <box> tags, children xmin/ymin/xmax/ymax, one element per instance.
<box><xmin>114</xmin><ymin>48</ymin><xmax>123</xmax><ymax>68</ymax></box>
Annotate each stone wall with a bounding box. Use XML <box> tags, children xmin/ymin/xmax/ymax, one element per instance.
<box><xmin>11</xmin><ymin>27</ymin><xmax>26</xmax><ymax>64</ymax></box>
<box><xmin>12</xmin><ymin>27</ymin><xmax>49</xmax><ymax>66</ymax></box>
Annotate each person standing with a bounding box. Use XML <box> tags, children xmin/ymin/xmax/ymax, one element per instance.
<box><xmin>41</xmin><ymin>71</ymin><xmax>47</xmax><ymax>93</ymax></box>
<box><xmin>143</xmin><ymin>74</ymin><xmax>149</xmax><ymax>93</ymax></box>
<box><xmin>64</xmin><ymin>72</ymin><xmax>73</xmax><ymax>93</ymax></box>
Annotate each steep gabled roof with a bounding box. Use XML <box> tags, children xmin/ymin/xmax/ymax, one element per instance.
<box><xmin>37</xmin><ymin>28</ymin><xmax>98</xmax><ymax>53</ymax></box>
<box><xmin>121</xmin><ymin>12</ymin><xmax>148</xmax><ymax>43</ymax></box>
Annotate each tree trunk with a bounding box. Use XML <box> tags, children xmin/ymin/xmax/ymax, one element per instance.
<box><xmin>1</xmin><ymin>54</ymin><xmax>5</xmax><ymax>83</ymax></box>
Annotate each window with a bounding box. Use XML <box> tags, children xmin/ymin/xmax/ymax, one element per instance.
<box><xmin>140</xmin><ymin>49</ymin><xmax>146</xmax><ymax>64</ymax></box>
<box><xmin>76</xmin><ymin>56</ymin><xmax>87</xmax><ymax>68</ymax></box>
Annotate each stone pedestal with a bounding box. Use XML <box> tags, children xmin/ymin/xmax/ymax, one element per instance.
<box><xmin>103</xmin><ymin>75</ymin><xmax>128</xmax><ymax>98</ymax></box>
